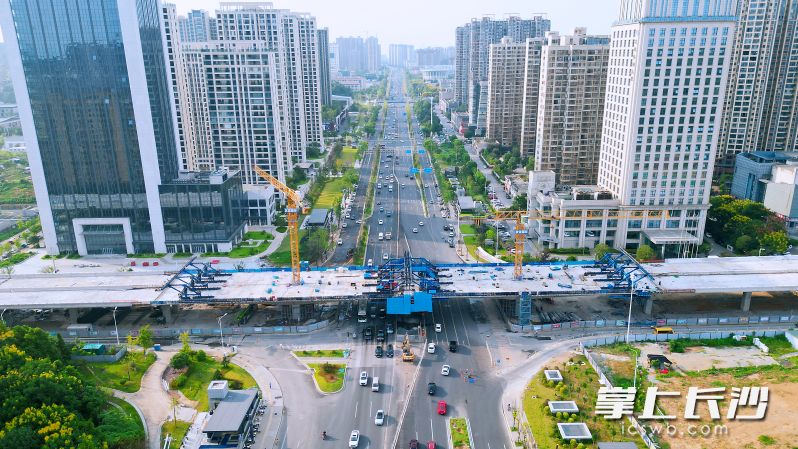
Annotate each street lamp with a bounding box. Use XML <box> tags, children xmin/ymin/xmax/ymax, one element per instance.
<box><xmin>625</xmin><ymin>283</ymin><xmax>635</xmax><ymax>344</ymax></box>
<box><xmin>758</xmin><ymin>247</ymin><xmax>765</xmax><ymax>256</ymax></box>
<box><xmin>0</xmin><ymin>309</ymin><xmax>6</xmax><ymax>326</ymax></box>
<box><xmin>112</xmin><ymin>307</ymin><xmax>120</xmax><ymax>346</ymax></box>
<box><xmin>217</xmin><ymin>312</ymin><xmax>228</xmax><ymax>348</ymax></box>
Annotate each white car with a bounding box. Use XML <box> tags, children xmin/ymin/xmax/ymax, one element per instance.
<box><xmin>427</xmin><ymin>343</ymin><xmax>436</xmax><ymax>354</ymax></box>
<box><xmin>349</xmin><ymin>430</ymin><xmax>360</xmax><ymax>448</ymax></box>
<box><xmin>412</xmin><ymin>228</ymin><xmax>418</xmax><ymax>233</ymax></box>
<box><xmin>419</xmin><ymin>221</ymin><xmax>424</xmax><ymax>226</ymax></box>
<box><xmin>342</xmin><ymin>222</ymin><xmax>348</xmax><ymax>228</ymax></box>
<box><xmin>441</xmin><ymin>365</ymin><xmax>450</xmax><ymax>376</ymax></box>
<box><xmin>375</xmin><ymin>410</ymin><xmax>385</xmax><ymax>426</ymax></box>
<box><xmin>435</xmin><ymin>323</ymin><xmax>442</xmax><ymax>333</ymax></box>
<box><xmin>359</xmin><ymin>371</ymin><xmax>368</xmax><ymax>386</ymax></box>
<box><xmin>383</xmin><ymin>253</ymin><xmax>389</xmax><ymax>260</ymax></box>
<box><xmin>378</xmin><ymin>219</ymin><xmax>384</xmax><ymax>225</ymax></box>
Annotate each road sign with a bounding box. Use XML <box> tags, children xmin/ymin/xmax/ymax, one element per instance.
<box><xmin>418</xmin><ymin>149</ymin><xmax>425</xmax><ymax>154</ymax></box>
<box><xmin>405</xmin><ymin>149</ymin><xmax>412</xmax><ymax>154</ymax></box>
<box><xmin>410</xmin><ymin>168</ymin><xmax>419</xmax><ymax>174</ymax></box>
<box><xmin>423</xmin><ymin>167</ymin><xmax>432</xmax><ymax>173</ymax></box>
<box><xmin>515</xmin><ymin>229</ymin><xmax>529</xmax><ymax>235</ymax></box>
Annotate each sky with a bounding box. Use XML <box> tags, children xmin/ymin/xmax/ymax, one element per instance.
<box><xmin>170</xmin><ymin>0</ymin><xmax>621</xmax><ymax>49</ymax></box>
<box><xmin>0</xmin><ymin>1</ymin><xmax>621</xmax><ymax>48</ymax></box>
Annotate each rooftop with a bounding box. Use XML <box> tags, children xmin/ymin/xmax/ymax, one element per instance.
<box><xmin>204</xmin><ymin>388</ymin><xmax>258</xmax><ymax>434</ymax></box>
<box><xmin>643</xmin><ymin>229</ymin><xmax>700</xmax><ymax>244</ymax></box>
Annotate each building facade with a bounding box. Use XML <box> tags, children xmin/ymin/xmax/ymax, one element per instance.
<box><xmin>178</xmin><ymin>9</ymin><xmax>215</xmax><ymax>42</ymax></box>
<box><xmin>518</xmin><ymin>39</ymin><xmax>545</xmax><ymax>155</ymax></box>
<box><xmin>1</xmin><ymin>0</ymin><xmax>244</xmax><ymax>255</ymax></box>
<box><xmin>455</xmin><ymin>16</ymin><xmax>551</xmax><ymax>132</ymax></box>
<box><xmin>717</xmin><ymin>0</ymin><xmax>798</xmax><ymax>172</ymax></box>
<box><xmin>389</xmin><ymin>44</ymin><xmax>414</xmax><ymax>67</ymax></box>
<box><xmin>336</xmin><ymin>36</ymin><xmax>366</xmax><ymax>73</ymax></box>
<box><xmin>529</xmin><ymin>0</ymin><xmax>738</xmax><ymax>257</ymax></box>
<box><xmin>485</xmin><ymin>37</ymin><xmax>528</xmax><ymax>147</ymax></box>
<box><xmin>366</xmin><ymin>36</ymin><xmax>382</xmax><ymax>73</ymax></box>
<box><xmin>416</xmin><ymin>46</ymin><xmax>455</xmax><ymax>67</ymax></box>
<box><xmin>595</xmin><ymin>0</ymin><xmax>738</xmax><ymax>252</ymax></box>
<box><xmin>534</xmin><ymin>29</ymin><xmax>610</xmax><ymax>185</ymax></box>
<box><xmin>317</xmin><ymin>28</ymin><xmax>332</xmax><ymax>105</ymax></box>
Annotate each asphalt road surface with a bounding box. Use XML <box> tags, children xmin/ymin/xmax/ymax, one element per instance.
<box><xmin>395</xmin><ymin>298</ymin><xmax>508</xmax><ymax>449</ymax></box>
<box><xmin>367</xmin><ymin>70</ymin><xmax>461</xmax><ymax>266</ymax></box>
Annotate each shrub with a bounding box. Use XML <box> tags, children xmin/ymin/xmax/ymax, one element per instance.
<box><xmin>228</xmin><ymin>380</ymin><xmax>243</xmax><ymax>390</ymax></box>
<box><xmin>171</xmin><ymin>373</ymin><xmax>187</xmax><ymax>389</ymax></box>
<box><xmin>195</xmin><ymin>350</ymin><xmax>208</xmax><ymax>362</ymax></box>
<box><xmin>170</xmin><ymin>351</ymin><xmax>190</xmax><ymax>369</ymax></box>
<box><xmin>212</xmin><ymin>369</ymin><xmax>223</xmax><ymax>380</ymax></box>
<box><xmin>321</xmin><ymin>362</ymin><xmax>337</xmax><ymax>375</ymax></box>
<box><xmin>669</xmin><ymin>340</ymin><xmax>686</xmax><ymax>353</ymax></box>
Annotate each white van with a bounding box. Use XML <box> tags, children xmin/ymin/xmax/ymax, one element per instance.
<box><xmin>378</xmin><ymin>232</ymin><xmax>384</xmax><ymax>241</ymax></box>
<box><xmin>371</xmin><ymin>377</ymin><xmax>380</xmax><ymax>392</ymax></box>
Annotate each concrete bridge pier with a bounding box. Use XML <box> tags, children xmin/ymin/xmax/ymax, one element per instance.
<box><xmin>160</xmin><ymin>305</ymin><xmax>174</xmax><ymax>324</ymax></box>
<box><xmin>741</xmin><ymin>292</ymin><xmax>752</xmax><ymax>312</ymax></box>
<box><xmin>643</xmin><ymin>296</ymin><xmax>654</xmax><ymax>315</ymax></box>
<box><xmin>67</xmin><ymin>308</ymin><xmax>80</xmax><ymax>324</ymax></box>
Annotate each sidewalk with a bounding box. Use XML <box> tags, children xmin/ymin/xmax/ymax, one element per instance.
<box><xmin>234</xmin><ymin>350</ymin><xmax>285</xmax><ymax>449</ymax></box>
<box><xmin>113</xmin><ymin>350</ymin><xmax>178</xmax><ymax>449</ymax></box>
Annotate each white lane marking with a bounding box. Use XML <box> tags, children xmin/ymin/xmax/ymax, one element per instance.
<box><xmin>430</xmin><ymin>418</ymin><xmax>435</xmax><ymax>441</ymax></box>
<box><xmin>456</xmin><ymin>300</ymin><xmax>471</xmax><ymax>346</ymax></box>
<box><xmin>448</xmin><ymin>300</ymin><xmax>460</xmax><ymax>344</ymax></box>
<box><xmin>354</xmin><ymin>401</ymin><xmax>358</xmax><ymax>419</ymax></box>
<box><xmin>369</xmin><ymin>400</ymin><xmax>372</xmax><ymax>422</ymax></box>
<box><xmin>485</xmin><ymin>338</ymin><xmax>494</xmax><ymax>368</ymax></box>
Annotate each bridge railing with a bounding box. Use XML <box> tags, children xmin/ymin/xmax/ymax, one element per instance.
<box><xmin>510</xmin><ymin>314</ymin><xmax>798</xmax><ymax>333</ymax></box>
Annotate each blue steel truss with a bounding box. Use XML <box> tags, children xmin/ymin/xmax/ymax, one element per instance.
<box><xmin>162</xmin><ymin>257</ymin><xmax>231</xmax><ymax>300</ymax></box>
<box><xmin>372</xmin><ymin>252</ymin><xmax>441</xmax><ymax>294</ymax></box>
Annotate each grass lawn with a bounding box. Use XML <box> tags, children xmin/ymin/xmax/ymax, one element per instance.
<box><xmin>77</xmin><ymin>350</ymin><xmax>156</xmax><ymax>393</ymax></box>
<box><xmin>227</xmin><ymin>231</ymin><xmax>274</xmax><ymax>258</ymax></box>
<box><xmin>316</xmin><ymin>177</ymin><xmax>353</xmax><ymax>209</ymax></box>
<box><xmin>308</xmin><ymin>363</ymin><xmax>346</xmax><ymax>393</ymax></box>
<box><xmin>102</xmin><ymin>397</ymin><xmax>146</xmax><ymax>449</ymax></box>
<box><xmin>522</xmin><ymin>355</ymin><xmax>643</xmax><ymax>449</ymax></box>
<box><xmin>161</xmin><ymin>420</ymin><xmax>191</xmax><ymax>448</ymax></box>
<box><xmin>177</xmin><ymin>357</ymin><xmax>257</xmax><ymax>411</ymax></box>
<box><xmin>267</xmin><ymin>228</ymin><xmax>329</xmax><ymax>266</ymax></box>
<box><xmin>449</xmin><ymin>417</ymin><xmax>471</xmax><ymax>448</ymax></box>
<box><xmin>0</xmin><ymin>150</ymin><xmax>35</xmax><ymax>204</ymax></box>
<box><xmin>293</xmin><ymin>349</ymin><xmax>346</xmax><ymax>358</ymax></box>
<box><xmin>340</xmin><ymin>146</ymin><xmax>358</xmax><ymax>167</ymax></box>
<box><xmin>459</xmin><ymin>224</ymin><xmax>476</xmax><ymax>234</ymax></box>
<box><xmin>463</xmin><ymin>235</ymin><xmax>485</xmax><ymax>262</ymax></box>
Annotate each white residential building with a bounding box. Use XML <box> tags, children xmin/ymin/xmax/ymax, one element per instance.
<box><xmin>534</xmin><ymin>29</ymin><xmax>610</xmax><ymax>185</ymax></box>
<box><xmin>529</xmin><ymin>0</ymin><xmax>738</xmax><ymax>258</ymax></box>
<box><xmin>366</xmin><ymin>36</ymin><xmax>382</xmax><ymax>73</ymax></box>
<box><xmin>717</xmin><ymin>0</ymin><xmax>798</xmax><ymax>172</ymax></box>
<box><xmin>485</xmin><ymin>37</ymin><xmax>528</xmax><ymax>146</ymax></box>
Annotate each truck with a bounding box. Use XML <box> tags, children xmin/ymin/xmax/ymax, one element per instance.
<box><xmin>357</xmin><ymin>300</ymin><xmax>368</xmax><ymax>323</ymax></box>
<box><xmin>385</xmin><ymin>232</ymin><xmax>392</xmax><ymax>240</ymax></box>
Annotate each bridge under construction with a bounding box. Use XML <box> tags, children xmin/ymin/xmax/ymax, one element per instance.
<box><xmin>1</xmin><ymin>254</ymin><xmax>797</xmax><ymax>324</ymax></box>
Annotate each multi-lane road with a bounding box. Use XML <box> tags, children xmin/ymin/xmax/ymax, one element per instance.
<box><xmin>365</xmin><ymin>71</ymin><xmax>461</xmax><ymax>265</ymax></box>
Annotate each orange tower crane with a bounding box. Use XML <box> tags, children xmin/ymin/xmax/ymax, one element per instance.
<box><xmin>254</xmin><ymin>166</ymin><xmax>309</xmax><ymax>284</ymax></box>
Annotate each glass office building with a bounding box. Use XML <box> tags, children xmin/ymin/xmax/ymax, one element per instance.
<box><xmin>160</xmin><ymin>169</ymin><xmax>246</xmax><ymax>254</ymax></box>
<box><xmin>1</xmin><ymin>0</ymin><xmax>244</xmax><ymax>255</ymax></box>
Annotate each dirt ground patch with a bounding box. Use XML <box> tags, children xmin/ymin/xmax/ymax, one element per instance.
<box><xmin>653</xmin><ymin>377</ymin><xmax>797</xmax><ymax>449</ymax></box>
<box><xmin>636</xmin><ymin>343</ymin><xmax>778</xmax><ymax>371</ymax></box>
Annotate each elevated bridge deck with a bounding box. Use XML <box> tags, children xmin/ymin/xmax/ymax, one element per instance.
<box><xmin>0</xmin><ymin>256</ymin><xmax>796</xmax><ymax>310</ymax></box>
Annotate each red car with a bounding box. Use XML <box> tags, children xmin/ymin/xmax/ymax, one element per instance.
<box><xmin>437</xmin><ymin>400</ymin><xmax>447</xmax><ymax>415</ymax></box>
<box><xmin>427</xmin><ymin>441</ymin><xmax>436</xmax><ymax>449</ymax></box>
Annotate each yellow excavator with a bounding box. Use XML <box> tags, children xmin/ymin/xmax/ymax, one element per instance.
<box><xmin>254</xmin><ymin>166</ymin><xmax>309</xmax><ymax>284</ymax></box>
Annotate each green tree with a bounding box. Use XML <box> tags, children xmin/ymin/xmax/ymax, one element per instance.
<box><xmin>734</xmin><ymin>235</ymin><xmax>755</xmax><ymax>253</ymax></box>
<box><xmin>508</xmin><ymin>193</ymin><xmax>527</xmax><ymax>211</ymax></box>
<box><xmin>0</xmin><ymin>404</ymin><xmax>102</xmax><ymax>449</ymax></box>
<box><xmin>760</xmin><ymin>231</ymin><xmax>789</xmax><ymax>254</ymax></box>
<box><xmin>593</xmin><ymin>243</ymin><xmax>613</xmax><ymax>261</ymax></box>
<box><xmin>636</xmin><ymin>244</ymin><xmax>656</xmax><ymax>261</ymax></box>
<box><xmin>179</xmin><ymin>331</ymin><xmax>191</xmax><ymax>354</ymax></box>
<box><xmin>302</xmin><ymin>228</ymin><xmax>328</xmax><ymax>265</ymax></box>
<box><xmin>136</xmin><ymin>325</ymin><xmax>154</xmax><ymax>355</ymax></box>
